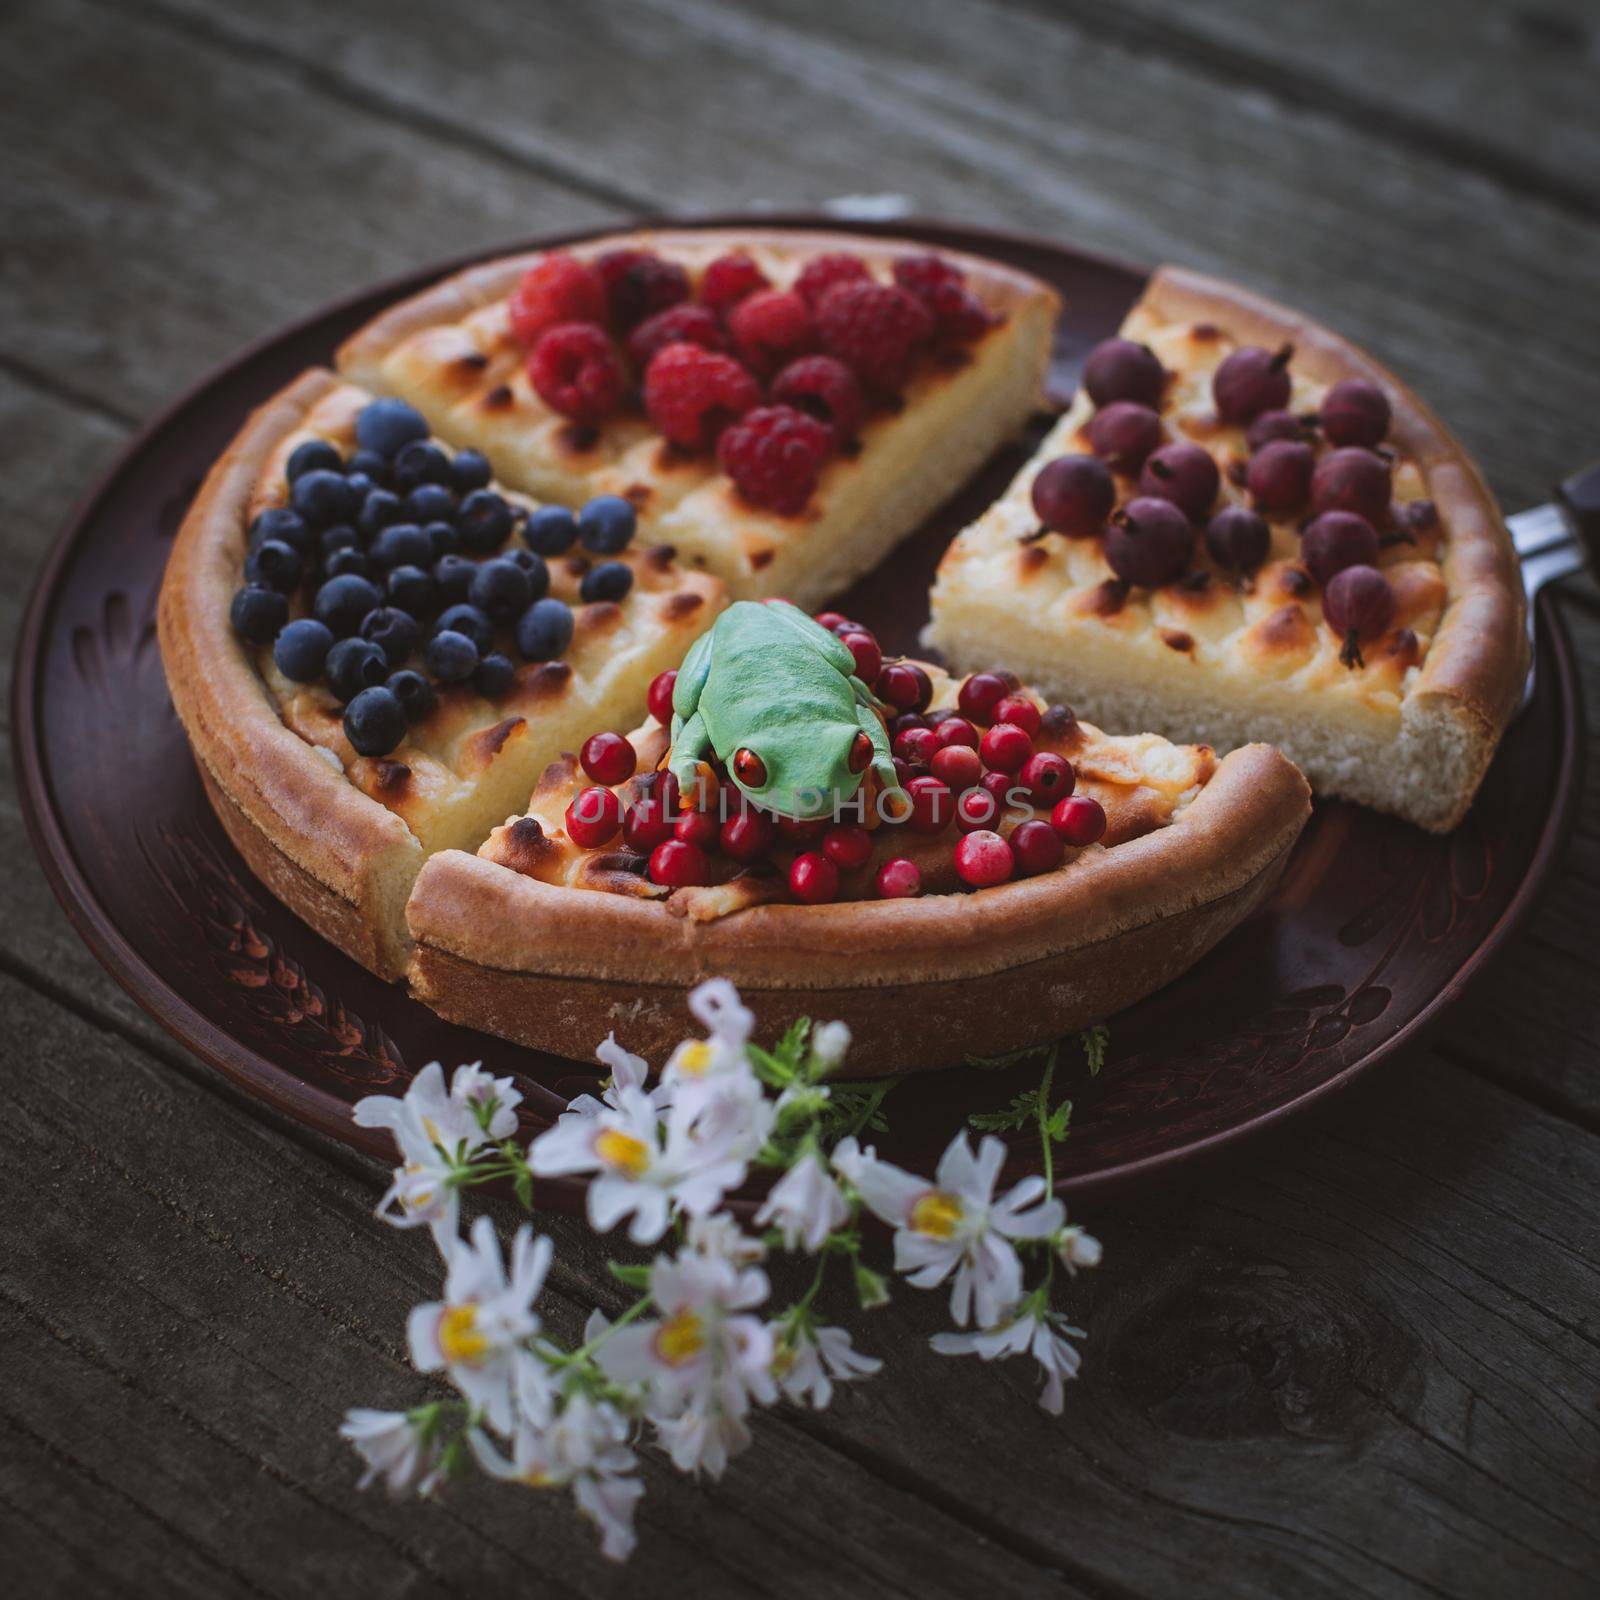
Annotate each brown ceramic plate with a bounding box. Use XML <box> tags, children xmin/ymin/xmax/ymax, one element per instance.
<box><xmin>11</xmin><ymin>215</ymin><xmax>1583</xmax><ymax>1206</ymax></box>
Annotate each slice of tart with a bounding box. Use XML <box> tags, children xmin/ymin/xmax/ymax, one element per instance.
<box><xmin>926</xmin><ymin>266</ymin><xmax>1526</xmax><ymax>833</ymax></box>
<box><xmin>159</xmin><ymin>370</ymin><xmax>725</xmax><ymax>978</ymax></box>
<box><xmin>404</xmin><ymin>623</ymin><xmax>1311</xmax><ymax>1070</ymax></box>
<box><xmin>336</xmin><ymin>228</ymin><xmax>1058</xmax><ymax>608</ymax></box>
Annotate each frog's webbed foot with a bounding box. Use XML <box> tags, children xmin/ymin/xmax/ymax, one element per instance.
<box><xmin>667</xmin><ymin>710</ymin><xmax>713</xmax><ymax>802</ymax></box>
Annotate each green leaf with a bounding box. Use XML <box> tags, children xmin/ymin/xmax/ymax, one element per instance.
<box><xmin>607</xmin><ymin>1261</ymin><xmax>652</xmax><ymax>1289</ymax></box>
<box><xmin>853</xmin><ymin>1262</ymin><xmax>890</xmax><ymax>1310</ymax></box>
<box><xmin>968</xmin><ymin>1088</ymin><xmax>1045</xmax><ymax>1134</ymax></box>
<box><xmin>965</xmin><ymin>1041</ymin><xmax>1051</xmax><ymax>1072</ymax></box>
<box><xmin>1044</xmin><ymin>1099</ymin><xmax>1073</xmax><ymax>1142</ymax></box>
<box><xmin>1080</xmin><ymin>1023</ymin><xmax>1109</xmax><ymax>1077</ymax></box>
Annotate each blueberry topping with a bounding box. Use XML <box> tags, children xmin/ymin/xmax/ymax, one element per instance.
<box><xmin>515</xmin><ymin>597</ymin><xmax>575</xmax><ymax>661</ymax></box>
<box><xmin>286</xmin><ymin>438</ymin><xmax>343</xmax><ymax>482</ymax></box>
<box><xmin>432</xmin><ymin>602</ymin><xmax>494</xmax><ymax>654</ymax></box>
<box><xmin>244</xmin><ymin>538</ymin><xmax>303</xmax><ymax>592</ymax></box>
<box><xmin>249</xmin><ymin>506</ymin><xmax>313</xmax><ymax>553</ymax></box>
<box><xmin>425</xmin><ymin>520</ymin><xmax>459</xmax><ymax>559</ymax></box>
<box><xmin>272</xmin><ymin>617</ymin><xmax>335</xmax><ymax>682</ymax></box>
<box><xmin>343</xmin><ymin>685</ymin><xmax>408</xmax><ymax>757</ymax></box>
<box><xmin>405</xmin><ymin>483</ymin><xmax>457</xmax><ymax>526</ymax></box>
<box><xmin>344</xmin><ymin>471</ymin><xmax>376</xmax><ymax>501</ymax></box>
<box><xmin>433</xmin><ymin>553</ymin><xmax>475</xmax><ymax>605</ymax></box>
<box><xmin>451</xmin><ymin>449</ymin><xmax>493</xmax><ymax>493</ymax></box>
<box><xmin>426</xmin><ymin>629</ymin><xmax>480</xmax><ymax>683</ymax></box>
<box><xmin>524</xmin><ymin>505</ymin><xmax>579</xmax><ymax>555</ymax></box>
<box><xmin>579</xmin><ymin>560</ymin><xmax>634</xmax><ymax>604</ymax></box>
<box><xmin>313</xmin><ymin>572</ymin><xmax>383</xmax><ymax>636</ymax></box>
<box><xmin>360</xmin><ymin>605</ymin><xmax>421</xmax><ymax>668</ymax></box>
<box><xmin>473</xmin><ymin>652</ymin><xmax>516</xmax><ymax>698</ymax></box>
<box><xmin>355</xmin><ymin>398</ymin><xmax>430</xmax><ymax>460</ymax></box>
<box><xmin>357</xmin><ymin>489</ymin><xmax>405</xmax><ymax>540</ymax></box>
<box><xmin>468</xmin><ymin>557</ymin><xmax>533</xmax><ymax>619</ymax></box>
<box><xmin>229</xmin><ymin>584</ymin><xmax>288</xmax><ymax>645</ymax></box>
<box><xmin>321</xmin><ymin>525</ymin><xmax>361</xmax><ymax>561</ymax></box>
<box><xmin>392</xmin><ymin>440</ymin><xmax>453</xmax><ymax>493</ymax></box>
<box><xmin>325</xmin><ymin>636</ymin><xmax>389</xmax><ymax>702</ymax></box>
<box><xmin>345</xmin><ymin>448</ymin><xmax>391</xmax><ymax>485</ymax></box>
<box><xmin>386</xmin><ymin>668</ymin><xmax>437</xmax><ymax>723</ymax></box>
<box><xmin>371</xmin><ymin>522</ymin><xmax>435</xmax><ymax>570</ymax></box>
<box><xmin>322</xmin><ymin>549</ymin><xmax>375</xmax><ymax>582</ymax></box>
<box><xmin>506</xmin><ymin>548</ymin><xmax>551</xmax><ymax>600</ymax></box>
<box><xmin>457</xmin><ymin>489</ymin><xmax>515</xmax><ymax>556</ymax></box>
<box><xmin>290</xmin><ymin>468</ymin><xmax>360</xmax><ymax>528</ymax></box>
<box><xmin>579</xmin><ymin>494</ymin><xmax>637</xmax><ymax>554</ymax></box>
<box><xmin>386</xmin><ymin>564</ymin><xmax>436</xmax><ymax>617</ymax></box>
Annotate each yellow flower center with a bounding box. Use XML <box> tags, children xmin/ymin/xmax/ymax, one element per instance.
<box><xmin>401</xmin><ymin>1163</ymin><xmax>435</xmax><ymax>1211</ymax></box>
<box><xmin>594</xmin><ymin>1127</ymin><xmax>651</xmax><ymax>1178</ymax></box>
<box><xmin>655</xmin><ymin>1310</ymin><xmax>707</xmax><ymax>1367</ymax></box>
<box><xmin>438</xmin><ymin>1304</ymin><xmax>491</xmax><ymax>1365</ymax></box>
<box><xmin>910</xmin><ymin>1190</ymin><xmax>964</xmax><ymax>1238</ymax></box>
<box><xmin>519</xmin><ymin>1468</ymin><xmax>555</xmax><ymax>1488</ymax></box>
<box><xmin>770</xmin><ymin>1338</ymin><xmax>797</xmax><ymax>1379</ymax></box>
<box><xmin>677</xmin><ymin>1040</ymin><xmax>713</xmax><ymax>1077</ymax></box>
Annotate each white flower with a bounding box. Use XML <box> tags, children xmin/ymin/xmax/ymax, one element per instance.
<box><xmin>835</xmin><ymin>1132</ymin><xmax>1064</xmax><ymax>1328</ymax></box>
<box><xmin>685</xmin><ymin>1212</ymin><xmax>767</xmax><ymax>1265</ymax></box>
<box><xmin>408</xmin><ymin>1216</ymin><xmax>552</xmax><ymax>1433</ymax></box>
<box><xmin>772</xmin><ymin>1322</ymin><xmax>880</xmax><ymax>1408</ymax></box>
<box><xmin>755</xmin><ymin>1148</ymin><xmax>849</xmax><ymax>1253</ymax></box>
<box><xmin>811</xmin><ymin>1019</ymin><xmax>852</xmax><ymax>1070</ymax></box>
<box><xmin>932</xmin><ymin>1307</ymin><xmax>1085</xmax><ymax>1414</ymax></box>
<box><xmin>1056</xmin><ymin>1224</ymin><xmax>1102</xmax><ymax>1273</ymax></box>
<box><xmin>339</xmin><ymin>1407</ymin><xmax>444</xmax><ymax>1497</ymax></box>
<box><xmin>470</xmin><ymin>1395</ymin><xmax>642</xmax><ymax>1561</ymax></box>
<box><xmin>598</xmin><ymin>1246</ymin><xmax>775</xmax><ymax>1478</ymax></box>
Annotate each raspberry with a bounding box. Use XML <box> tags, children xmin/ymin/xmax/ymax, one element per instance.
<box><xmin>893</xmin><ymin>253</ymin><xmax>965</xmax><ymax>303</ymax></box>
<box><xmin>815</xmin><ymin>281</ymin><xmax>934</xmax><ymax>393</ymax></box>
<box><xmin>644</xmin><ymin>343</ymin><xmax>761</xmax><ymax>450</ymax></box>
<box><xmin>728</xmin><ymin>289</ymin><xmax>816</xmax><ymax>377</ymax></box>
<box><xmin>594</xmin><ymin>249</ymin><xmax>690</xmax><ymax>330</ymax></box>
<box><xmin>794</xmin><ymin>252</ymin><xmax>872</xmax><ymax>308</ymax></box>
<box><xmin>508</xmin><ymin>254</ymin><xmax>607</xmax><ymax>346</ymax></box>
<box><xmin>717</xmin><ymin>404</ymin><xmax>833</xmax><ymax>515</ymax></box>
<box><xmin>626</xmin><ymin>305</ymin><xmax>727</xmax><ymax>370</ymax></box>
<box><xmin>527</xmin><ymin>322</ymin><xmax>625</xmax><ymax>425</ymax></box>
<box><xmin>700</xmin><ymin>252</ymin><xmax>771</xmax><ymax>313</ymax></box>
<box><xmin>770</xmin><ymin>356</ymin><xmax>864</xmax><ymax>444</ymax></box>
<box><xmin>894</xmin><ymin>254</ymin><xmax>994</xmax><ymax>341</ymax></box>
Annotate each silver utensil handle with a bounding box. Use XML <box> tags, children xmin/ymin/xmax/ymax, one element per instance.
<box><xmin>1511</xmin><ymin>465</ymin><xmax>1596</xmax><ymax>712</ymax></box>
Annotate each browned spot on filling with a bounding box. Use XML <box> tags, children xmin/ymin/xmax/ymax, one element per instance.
<box><xmin>1190</xmin><ymin>322</ymin><xmax>1221</xmax><ymax>341</ymax></box>
<box><xmin>1018</xmin><ymin>545</ymin><xmax>1049</xmax><ymax>575</ymax></box>
<box><xmin>1180</xmin><ymin>570</ymin><xmax>1213</xmax><ymax>594</ymax></box>
<box><xmin>1226</xmin><ymin>457</ymin><xmax>1249</xmax><ymax>487</ymax></box>
<box><xmin>642</xmin><ymin>542</ymin><xmax>677</xmax><ymax>573</ymax></box>
<box><xmin>519</xmin><ymin>661</ymin><xmax>574</xmax><ymax>701</ymax></box>
<box><xmin>624</xmin><ymin>483</ymin><xmax>655</xmax><ymax>510</ymax></box>
<box><xmin>1086</xmin><ymin>578</ymin><xmax>1129</xmax><ymax>616</ymax></box>
<box><xmin>1256</xmin><ymin>604</ymin><xmax>1312</xmax><ymax>650</ymax></box>
<box><xmin>558</xmin><ymin>423</ymin><xmax>600</xmax><ymax>455</ymax></box>
<box><xmin>1382</xmin><ymin>627</ymin><xmax>1420</xmax><ymax>668</ymax></box>
<box><xmin>749</xmin><ymin>547</ymin><xmax>776</xmax><ymax>570</ymax></box>
<box><xmin>372</xmin><ymin>760</ymin><xmax>412</xmax><ymax>796</ymax></box>
<box><xmin>496</xmin><ymin>816</ymin><xmax>557</xmax><ymax>877</ymax></box>
<box><xmin>482</xmin><ymin>384</ymin><xmax>514</xmax><ymax>410</ymax></box>
<box><xmin>654</xmin><ymin>442</ymin><xmax>701</xmax><ymax>474</ymax></box>
<box><xmin>453</xmin><ymin>351</ymin><xmax>490</xmax><ymax>373</ymax></box>
<box><xmin>1280</xmin><ymin>566</ymin><xmax>1313</xmax><ymax>599</ymax></box>
<box><xmin>477</xmin><ymin>716</ymin><xmax>526</xmax><ymax>758</ymax></box>
<box><xmin>564</xmin><ymin>554</ymin><xmax>591</xmax><ymax>578</ymax></box>
<box><xmin>662</xmin><ymin>590</ymin><xmax>705</xmax><ymax>622</ymax></box>
<box><xmin>1160</xmin><ymin>628</ymin><xmax>1194</xmax><ymax>653</ymax></box>
<box><xmin>932</xmin><ymin>346</ymin><xmax>972</xmax><ymax>373</ymax></box>
<box><xmin>578</xmin><ymin>601</ymin><xmax>624</xmax><ymax>635</ymax></box>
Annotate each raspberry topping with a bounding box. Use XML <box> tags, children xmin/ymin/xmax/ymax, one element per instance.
<box><xmin>644</xmin><ymin>344</ymin><xmax>761</xmax><ymax>451</ymax></box>
<box><xmin>892</xmin><ymin>254</ymin><xmax>994</xmax><ymax>341</ymax></box>
<box><xmin>716</xmin><ymin>404</ymin><xmax>833</xmax><ymax>514</ymax></box>
<box><xmin>594</xmin><ymin>249</ymin><xmax>690</xmax><ymax>330</ymax></box>
<box><xmin>728</xmin><ymin>289</ymin><xmax>816</xmax><ymax>376</ymax></box>
<box><xmin>770</xmin><ymin>356</ymin><xmax>864</xmax><ymax>445</ymax></box>
<box><xmin>527</xmin><ymin>323</ymin><xmax>625</xmax><ymax>425</ymax></box>
<box><xmin>626</xmin><ymin>305</ymin><xmax>727</xmax><ymax>370</ymax></box>
<box><xmin>815</xmin><ymin>281</ymin><xmax>934</xmax><ymax>394</ymax></box>
<box><xmin>509</xmin><ymin>254</ymin><xmax>607</xmax><ymax>346</ymax></box>
<box><xmin>794</xmin><ymin>252</ymin><xmax>872</xmax><ymax>308</ymax></box>
<box><xmin>893</xmin><ymin>253</ymin><xmax>965</xmax><ymax>303</ymax></box>
<box><xmin>700</xmin><ymin>252</ymin><xmax>771</xmax><ymax>313</ymax></box>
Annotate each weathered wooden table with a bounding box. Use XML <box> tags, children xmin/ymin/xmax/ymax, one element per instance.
<box><xmin>5</xmin><ymin>2</ymin><xmax>1597</xmax><ymax>1594</ymax></box>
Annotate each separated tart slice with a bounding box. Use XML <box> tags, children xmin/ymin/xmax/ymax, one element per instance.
<box><xmin>403</xmin><ymin>605</ymin><xmax>1311</xmax><ymax>1070</ymax></box>
<box><xmin>926</xmin><ymin>266</ymin><xmax>1526</xmax><ymax>833</ymax></box>
<box><xmin>336</xmin><ymin>228</ymin><xmax>1059</xmax><ymax>608</ymax></box>
<box><xmin>159</xmin><ymin>370</ymin><xmax>726</xmax><ymax>978</ymax></box>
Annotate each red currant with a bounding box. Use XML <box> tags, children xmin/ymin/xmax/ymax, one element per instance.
<box><xmin>956</xmin><ymin>785</ymin><xmax>999</xmax><ymax>832</ymax></box>
<box><xmin>580</xmin><ymin>730</ymin><xmax>637</xmax><ymax>786</ymax></box>
<box><xmin>566</xmin><ymin>786</ymin><xmax>623</xmax><ymax>848</ymax></box>
<box><xmin>1020</xmin><ymin>751</ymin><xmax>1074</xmax><ymax>805</ymax></box>
<box><xmin>931</xmin><ymin>743</ymin><xmax>982</xmax><ymax>790</ymax></box>
<box><xmin>1011</xmin><ymin>818</ymin><xmax>1064</xmax><ymax>875</ymax></box>
<box><xmin>932</xmin><ymin>715</ymin><xmax>978</xmax><ymax>749</ymax></box>
<box><xmin>778</xmin><ymin>814</ymin><xmax>827</xmax><ymax>846</ymax></box>
<box><xmin>675</xmin><ymin>808</ymin><xmax>720</xmax><ymax>849</ymax></box>
<box><xmin>1051</xmin><ymin>794</ymin><xmax>1107</xmax><ymax>847</ymax></box>
<box><xmin>980</xmin><ymin>768</ymin><xmax>1015</xmax><ymax>804</ymax></box>
<box><xmin>894</xmin><ymin>726</ymin><xmax>940</xmax><ymax>766</ymax></box>
<box><xmin>720</xmin><ymin>807</ymin><xmax>776</xmax><ymax>862</ymax></box>
<box><xmin>980</xmin><ymin>722</ymin><xmax>1033</xmax><ymax>774</ymax></box>
<box><xmin>623</xmin><ymin>795</ymin><xmax>675</xmax><ymax>852</ymax></box>
<box><xmin>992</xmin><ymin>694</ymin><xmax>1041</xmax><ymax>736</ymax></box>
<box><xmin>838</xmin><ymin>630</ymin><xmax>882</xmax><ymax>685</ymax></box>
<box><xmin>647</xmin><ymin>669</ymin><xmax>678</xmax><ymax>724</ymax></box>
<box><xmin>650</xmin><ymin>838</ymin><xmax>711</xmax><ymax>887</ymax></box>
<box><xmin>905</xmin><ymin>774</ymin><xmax>953</xmax><ymax>835</ymax></box>
<box><xmin>877</xmin><ymin>661</ymin><xmax>933</xmax><ymax>713</ymax></box>
<box><xmin>876</xmin><ymin>857</ymin><xmax>922</xmax><ymax>899</ymax></box>
<box><xmin>823</xmin><ymin>823</ymin><xmax>873</xmax><ymax>871</ymax></box>
<box><xmin>789</xmin><ymin>851</ymin><xmax>840</xmax><ymax>904</ymax></box>
<box><xmin>954</xmin><ymin>829</ymin><xmax>1014</xmax><ymax>888</ymax></box>
<box><xmin>813</xmin><ymin>610</ymin><xmax>850</xmax><ymax>632</ymax></box>
<box><xmin>957</xmin><ymin>672</ymin><xmax>1010</xmax><ymax>725</ymax></box>
<box><xmin>891</xmin><ymin>755</ymin><xmax>912</xmax><ymax>788</ymax></box>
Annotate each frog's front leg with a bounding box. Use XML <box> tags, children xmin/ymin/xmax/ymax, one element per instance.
<box><xmin>667</xmin><ymin>709</ymin><xmax>714</xmax><ymax>804</ymax></box>
<box><xmin>853</xmin><ymin>699</ymin><xmax>903</xmax><ymax>812</ymax></box>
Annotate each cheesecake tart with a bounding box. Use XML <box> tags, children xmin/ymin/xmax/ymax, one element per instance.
<box><xmin>926</xmin><ymin>266</ymin><xmax>1526</xmax><ymax>833</ymax></box>
<box><xmin>337</xmin><ymin>228</ymin><xmax>1059</xmax><ymax>607</ymax></box>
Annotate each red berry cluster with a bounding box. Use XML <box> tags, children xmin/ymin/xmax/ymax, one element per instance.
<box><xmin>510</xmin><ymin>246</ymin><xmax>999</xmax><ymax>516</ymax></box>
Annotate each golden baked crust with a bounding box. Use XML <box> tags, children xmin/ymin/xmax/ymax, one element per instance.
<box><xmin>337</xmin><ymin>227</ymin><xmax>1060</xmax><ymax>607</ymax></box>
<box><xmin>928</xmin><ymin>266</ymin><xmax>1526</xmax><ymax>832</ymax></box>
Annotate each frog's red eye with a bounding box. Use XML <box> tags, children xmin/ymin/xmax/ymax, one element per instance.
<box><xmin>733</xmin><ymin>748</ymin><xmax>767</xmax><ymax>787</ymax></box>
<box><xmin>848</xmin><ymin>731</ymin><xmax>873</xmax><ymax>773</ymax></box>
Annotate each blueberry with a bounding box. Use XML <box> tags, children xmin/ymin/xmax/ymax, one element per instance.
<box><xmin>405</xmin><ymin>483</ymin><xmax>457</xmax><ymax>526</ymax></box>
<box><xmin>425</xmin><ymin>520</ymin><xmax>459</xmax><ymax>559</ymax></box>
<box><xmin>360</xmin><ymin>605</ymin><xmax>421</xmax><ymax>668</ymax></box>
<box><xmin>273</xmin><ymin>617</ymin><xmax>335</xmax><ymax>682</ymax></box>
<box><xmin>229</xmin><ymin>584</ymin><xmax>287</xmax><ymax>645</ymax></box>
<box><xmin>320</xmin><ymin>524</ymin><xmax>360</xmax><ymax>557</ymax></box>
<box><xmin>387</xmin><ymin>564</ymin><xmax>436</xmax><ymax>617</ymax></box>
<box><xmin>345</xmin><ymin>448</ymin><xmax>391</xmax><ymax>485</ymax></box>
<box><xmin>371</xmin><ymin>522</ymin><xmax>434</xmax><ymax>570</ymax></box>
<box><xmin>314</xmin><ymin>572</ymin><xmax>383</xmax><ymax>636</ymax></box>
<box><xmin>344</xmin><ymin>472</ymin><xmax>376</xmax><ymax>501</ymax></box>
<box><xmin>393</xmin><ymin>440</ymin><xmax>453</xmax><ymax>492</ymax></box>
<box><xmin>524</xmin><ymin>504</ymin><xmax>579</xmax><ymax>556</ymax></box>
<box><xmin>286</xmin><ymin>438</ymin><xmax>342</xmax><ymax>482</ymax></box>
<box><xmin>579</xmin><ymin>494</ymin><xmax>637</xmax><ymax>554</ymax></box>
<box><xmin>469</xmin><ymin>557</ymin><xmax>533</xmax><ymax>619</ymax></box>
<box><xmin>506</xmin><ymin>548</ymin><xmax>550</xmax><ymax>599</ymax></box>
<box><xmin>433</xmin><ymin>553</ymin><xmax>475</xmax><ymax>605</ymax></box>
<box><xmin>515</xmin><ymin>597</ymin><xmax>575</xmax><ymax>661</ymax></box>
<box><xmin>244</xmin><ymin>538</ymin><xmax>303</xmax><ymax>592</ymax></box>
<box><xmin>323</xmin><ymin>549</ymin><xmax>375</xmax><ymax>582</ymax></box>
<box><xmin>355</xmin><ymin>398</ymin><xmax>430</xmax><ymax>459</ymax></box>
<box><xmin>291</xmin><ymin>468</ymin><xmax>359</xmax><ymax>528</ymax></box>
<box><xmin>249</xmin><ymin>506</ymin><xmax>313</xmax><ymax>553</ymax></box>
<box><xmin>426</xmin><ymin>629</ymin><xmax>480</xmax><ymax>683</ymax></box>
<box><xmin>432</xmin><ymin>602</ymin><xmax>494</xmax><ymax>654</ymax></box>
<box><xmin>357</xmin><ymin>489</ymin><xmax>404</xmax><ymax>540</ymax></box>
<box><xmin>457</xmin><ymin>489</ymin><xmax>515</xmax><ymax>556</ymax></box>
<box><xmin>325</xmin><ymin>636</ymin><xmax>389</xmax><ymax>702</ymax></box>
<box><xmin>343</xmin><ymin>685</ymin><xmax>408</xmax><ymax>757</ymax></box>
<box><xmin>579</xmin><ymin>560</ymin><xmax>634</xmax><ymax>604</ymax></box>
<box><xmin>474</xmin><ymin>652</ymin><xmax>516</xmax><ymax>698</ymax></box>
<box><xmin>386</xmin><ymin>668</ymin><xmax>437</xmax><ymax>723</ymax></box>
<box><xmin>451</xmin><ymin>449</ymin><xmax>493</xmax><ymax>493</ymax></box>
